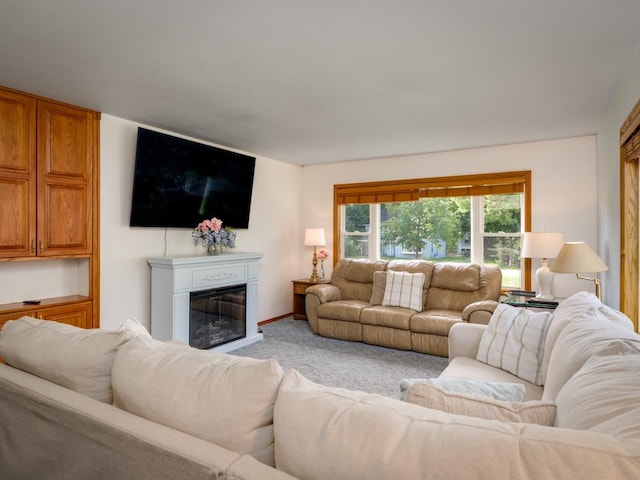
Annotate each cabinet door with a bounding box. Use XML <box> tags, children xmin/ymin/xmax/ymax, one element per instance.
<box><xmin>0</xmin><ymin>308</ymin><xmax>37</xmax><ymax>330</ymax></box>
<box><xmin>37</xmin><ymin>100</ymin><xmax>94</xmax><ymax>256</ymax></box>
<box><xmin>37</xmin><ymin>302</ymin><xmax>92</xmax><ymax>329</ymax></box>
<box><xmin>0</xmin><ymin>89</ymin><xmax>37</xmax><ymax>257</ymax></box>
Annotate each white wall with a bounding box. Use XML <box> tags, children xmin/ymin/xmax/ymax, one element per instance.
<box><xmin>596</xmin><ymin>46</ymin><xmax>640</xmax><ymax>308</ymax></box>
<box><xmin>99</xmin><ymin>115</ymin><xmax>302</xmax><ymax>330</ymax></box>
<box><xmin>0</xmin><ymin>116</ymin><xmax>614</xmax><ymax>325</ymax></box>
<box><xmin>299</xmin><ymin>136</ymin><xmax>599</xmax><ymax>299</ymax></box>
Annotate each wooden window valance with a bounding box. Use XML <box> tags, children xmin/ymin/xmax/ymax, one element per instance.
<box><xmin>335</xmin><ymin>171</ymin><xmax>530</xmax><ymax>205</ymax></box>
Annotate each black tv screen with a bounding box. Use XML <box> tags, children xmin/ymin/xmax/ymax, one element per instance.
<box><xmin>129</xmin><ymin>128</ymin><xmax>256</xmax><ymax>229</ymax></box>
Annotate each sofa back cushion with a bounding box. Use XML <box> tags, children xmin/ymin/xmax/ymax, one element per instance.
<box><xmin>542</xmin><ymin>310</ymin><xmax>640</xmax><ymax>401</ymax></box>
<box><xmin>425</xmin><ymin>263</ymin><xmax>502</xmax><ymax>311</ymax></box>
<box><xmin>273</xmin><ymin>369</ymin><xmax>640</xmax><ymax>480</ymax></box>
<box><xmin>555</xmin><ymin>354</ymin><xmax>640</xmax><ymax>439</ymax></box>
<box><xmin>111</xmin><ymin>337</ymin><xmax>284</xmax><ymax>466</ymax></box>
<box><xmin>540</xmin><ymin>291</ymin><xmax>634</xmax><ymax>385</ymax></box>
<box><xmin>331</xmin><ymin>259</ymin><xmax>387</xmax><ymax>302</ymax></box>
<box><xmin>0</xmin><ymin>316</ymin><xmax>129</xmax><ymax>403</ymax></box>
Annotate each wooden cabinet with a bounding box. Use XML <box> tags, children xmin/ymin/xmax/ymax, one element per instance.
<box><xmin>0</xmin><ymin>89</ymin><xmax>96</xmax><ymax>257</ymax></box>
<box><xmin>0</xmin><ymin>296</ymin><xmax>92</xmax><ymax>330</ymax></box>
<box><xmin>0</xmin><ymin>86</ymin><xmax>100</xmax><ymax>328</ymax></box>
<box><xmin>0</xmin><ymin>89</ymin><xmax>36</xmax><ymax>257</ymax></box>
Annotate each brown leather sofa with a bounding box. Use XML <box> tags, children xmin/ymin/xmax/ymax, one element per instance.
<box><xmin>304</xmin><ymin>258</ymin><xmax>502</xmax><ymax>357</ymax></box>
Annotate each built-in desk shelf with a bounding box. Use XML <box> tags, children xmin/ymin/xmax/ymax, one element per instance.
<box><xmin>148</xmin><ymin>252</ymin><xmax>264</xmax><ymax>353</ymax></box>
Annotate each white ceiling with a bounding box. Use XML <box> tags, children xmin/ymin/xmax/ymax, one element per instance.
<box><xmin>2</xmin><ymin>1</ymin><xmax>640</xmax><ymax>165</ymax></box>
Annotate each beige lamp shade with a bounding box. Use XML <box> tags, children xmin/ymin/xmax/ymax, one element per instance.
<box><xmin>550</xmin><ymin>242</ymin><xmax>608</xmax><ymax>274</ymax></box>
<box><xmin>520</xmin><ymin>232</ymin><xmax>565</xmax><ymax>259</ymax></box>
<box><xmin>520</xmin><ymin>232</ymin><xmax>565</xmax><ymax>300</ymax></box>
<box><xmin>304</xmin><ymin>228</ymin><xmax>326</xmax><ymax>247</ymax></box>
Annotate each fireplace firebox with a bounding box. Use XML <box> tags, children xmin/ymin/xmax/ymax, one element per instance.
<box><xmin>190</xmin><ymin>285</ymin><xmax>246</xmax><ymax>349</ymax></box>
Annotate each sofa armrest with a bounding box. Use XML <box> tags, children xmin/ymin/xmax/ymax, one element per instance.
<box><xmin>448</xmin><ymin>322</ymin><xmax>487</xmax><ymax>361</ymax></box>
<box><xmin>461</xmin><ymin>300</ymin><xmax>499</xmax><ymax>325</ymax></box>
<box><xmin>304</xmin><ymin>284</ymin><xmax>342</xmax><ymax>334</ymax></box>
<box><xmin>305</xmin><ymin>284</ymin><xmax>341</xmax><ymax>304</ymax></box>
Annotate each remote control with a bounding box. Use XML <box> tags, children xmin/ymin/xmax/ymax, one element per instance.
<box><xmin>22</xmin><ymin>300</ymin><xmax>41</xmax><ymax>305</ymax></box>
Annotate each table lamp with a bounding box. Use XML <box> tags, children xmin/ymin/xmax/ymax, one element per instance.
<box><xmin>520</xmin><ymin>232</ymin><xmax>566</xmax><ymax>300</ymax></box>
<box><xmin>304</xmin><ymin>228</ymin><xmax>326</xmax><ymax>282</ymax></box>
<box><xmin>550</xmin><ymin>242</ymin><xmax>608</xmax><ymax>300</ymax></box>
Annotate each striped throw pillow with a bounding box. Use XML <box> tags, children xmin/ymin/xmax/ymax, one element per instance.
<box><xmin>382</xmin><ymin>270</ymin><xmax>425</xmax><ymax>311</ymax></box>
<box><xmin>476</xmin><ymin>304</ymin><xmax>553</xmax><ymax>386</ymax></box>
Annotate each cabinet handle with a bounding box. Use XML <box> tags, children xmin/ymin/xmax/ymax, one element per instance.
<box><xmin>39</xmin><ymin>240</ymin><xmax>44</xmax><ymax>253</ymax></box>
<box><xmin>31</xmin><ymin>239</ymin><xmax>36</xmax><ymax>253</ymax></box>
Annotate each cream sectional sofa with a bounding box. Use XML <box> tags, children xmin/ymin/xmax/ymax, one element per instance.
<box><xmin>1</xmin><ymin>293</ymin><xmax>640</xmax><ymax>480</ymax></box>
<box><xmin>305</xmin><ymin>258</ymin><xmax>502</xmax><ymax>356</ymax></box>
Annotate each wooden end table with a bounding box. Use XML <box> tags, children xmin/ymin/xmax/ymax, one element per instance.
<box><xmin>292</xmin><ymin>278</ymin><xmax>330</xmax><ymax>320</ymax></box>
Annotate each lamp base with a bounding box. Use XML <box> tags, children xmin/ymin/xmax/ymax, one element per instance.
<box><xmin>535</xmin><ymin>260</ymin><xmax>555</xmax><ymax>300</ymax></box>
<box><xmin>535</xmin><ymin>292</ymin><xmax>555</xmax><ymax>301</ymax></box>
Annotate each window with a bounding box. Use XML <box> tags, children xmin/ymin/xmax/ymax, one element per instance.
<box><xmin>334</xmin><ymin>171</ymin><xmax>532</xmax><ymax>290</ymax></box>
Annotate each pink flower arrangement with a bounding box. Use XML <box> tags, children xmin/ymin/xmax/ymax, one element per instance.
<box><xmin>317</xmin><ymin>248</ymin><xmax>329</xmax><ymax>260</ymax></box>
<box><xmin>193</xmin><ymin>217</ymin><xmax>236</xmax><ymax>251</ymax></box>
<box><xmin>197</xmin><ymin>217</ymin><xmax>223</xmax><ymax>232</ymax></box>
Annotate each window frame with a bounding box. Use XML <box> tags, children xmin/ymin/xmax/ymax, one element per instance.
<box><xmin>333</xmin><ymin>171</ymin><xmax>532</xmax><ymax>291</ymax></box>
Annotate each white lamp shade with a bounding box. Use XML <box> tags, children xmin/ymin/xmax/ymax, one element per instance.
<box><xmin>550</xmin><ymin>242</ymin><xmax>608</xmax><ymax>273</ymax></box>
<box><xmin>521</xmin><ymin>232</ymin><xmax>565</xmax><ymax>259</ymax></box>
<box><xmin>304</xmin><ymin>228</ymin><xmax>326</xmax><ymax>247</ymax></box>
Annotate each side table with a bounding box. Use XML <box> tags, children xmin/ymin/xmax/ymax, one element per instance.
<box><xmin>500</xmin><ymin>294</ymin><xmax>560</xmax><ymax>311</ymax></box>
<box><xmin>292</xmin><ymin>278</ymin><xmax>329</xmax><ymax>320</ymax></box>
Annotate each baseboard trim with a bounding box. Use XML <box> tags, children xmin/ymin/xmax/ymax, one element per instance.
<box><xmin>259</xmin><ymin>313</ymin><xmax>293</xmax><ymax>326</ymax></box>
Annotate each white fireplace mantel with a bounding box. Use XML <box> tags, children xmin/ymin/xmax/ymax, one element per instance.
<box><xmin>148</xmin><ymin>252</ymin><xmax>264</xmax><ymax>352</ymax></box>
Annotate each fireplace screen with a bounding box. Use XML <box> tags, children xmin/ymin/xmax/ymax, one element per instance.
<box><xmin>189</xmin><ymin>284</ymin><xmax>246</xmax><ymax>349</ymax></box>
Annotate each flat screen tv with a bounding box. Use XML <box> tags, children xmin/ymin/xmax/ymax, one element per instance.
<box><xmin>129</xmin><ymin>128</ymin><xmax>256</xmax><ymax>229</ymax></box>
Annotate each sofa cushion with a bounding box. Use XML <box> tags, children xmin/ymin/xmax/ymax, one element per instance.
<box><xmin>111</xmin><ymin>337</ymin><xmax>284</xmax><ymax>466</ymax></box>
<box><xmin>331</xmin><ymin>259</ymin><xmax>387</xmax><ymax>302</ymax></box>
<box><xmin>370</xmin><ymin>271</ymin><xmax>388</xmax><ymax>305</ymax></box>
<box><xmin>400</xmin><ymin>378</ymin><xmax>525</xmax><ymax>402</ymax></box>
<box><xmin>541</xmin><ymin>291</ymin><xmax>634</xmax><ymax>385</ymax></box>
<box><xmin>370</xmin><ymin>260</ymin><xmax>435</xmax><ymax>307</ymax></box>
<box><xmin>382</xmin><ymin>270</ymin><xmax>425</xmax><ymax>311</ymax></box>
<box><xmin>0</xmin><ymin>316</ymin><xmax>129</xmax><ymax>404</ymax></box>
<box><xmin>360</xmin><ymin>305</ymin><xmax>414</xmax><ymax>329</ymax></box>
<box><xmin>387</xmin><ymin>259</ymin><xmax>435</xmax><ymax>287</ymax></box>
<box><xmin>273</xmin><ymin>369</ymin><xmax>640</xmax><ymax>480</ymax></box>
<box><xmin>542</xmin><ymin>310</ymin><xmax>640</xmax><ymax>401</ymax></box>
<box><xmin>410</xmin><ymin>310</ymin><xmax>462</xmax><ymax>335</ymax></box>
<box><xmin>406</xmin><ymin>383</ymin><xmax>556</xmax><ymax>425</ymax></box>
<box><xmin>555</xmin><ymin>354</ymin><xmax>640</xmax><ymax>439</ymax></box>
<box><xmin>430</xmin><ymin>263</ymin><xmax>480</xmax><ymax>291</ymax></box>
<box><xmin>317</xmin><ymin>300</ymin><xmax>368</xmax><ymax>322</ymax></box>
<box><xmin>476</xmin><ymin>304</ymin><xmax>552</xmax><ymax>386</ymax></box>
<box><xmin>344</xmin><ymin>259</ymin><xmax>387</xmax><ymax>283</ymax></box>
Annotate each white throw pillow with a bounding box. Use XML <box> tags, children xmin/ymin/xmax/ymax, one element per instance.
<box><xmin>406</xmin><ymin>382</ymin><xmax>556</xmax><ymax>425</ymax></box>
<box><xmin>476</xmin><ymin>304</ymin><xmax>553</xmax><ymax>386</ymax></box>
<box><xmin>111</xmin><ymin>336</ymin><xmax>284</xmax><ymax>466</ymax></box>
<box><xmin>555</xmin><ymin>354</ymin><xmax>640</xmax><ymax>439</ymax></box>
<box><xmin>117</xmin><ymin>316</ymin><xmax>152</xmax><ymax>340</ymax></box>
<box><xmin>382</xmin><ymin>270</ymin><xmax>425</xmax><ymax>311</ymax></box>
<box><xmin>0</xmin><ymin>316</ymin><xmax>129</xmax><ymax>403</ymax></box>
<box><xmin>400</xmin><ymin>378</ymin><xmax>525</xmax><ymax>402</ymax></box>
